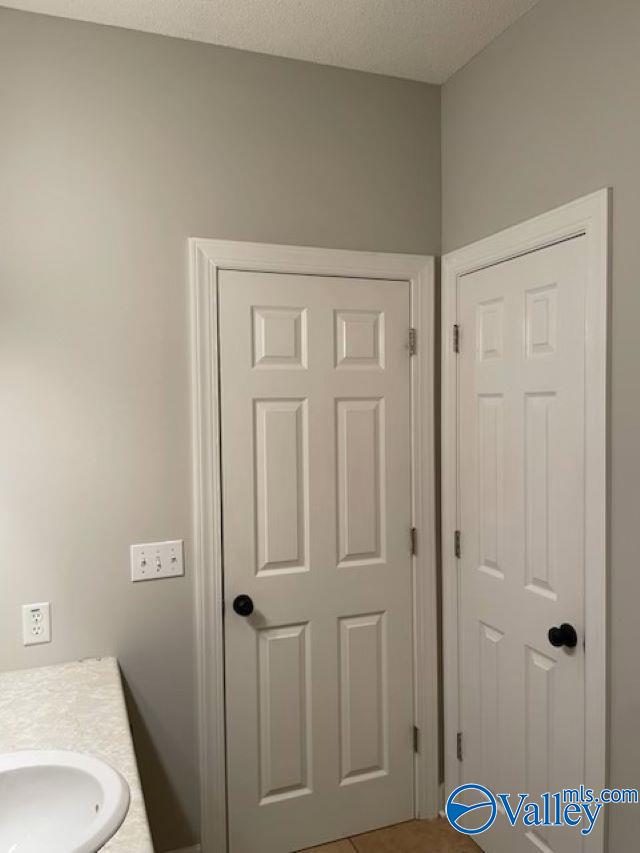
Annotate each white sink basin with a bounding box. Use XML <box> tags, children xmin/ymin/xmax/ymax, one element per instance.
<box><xmin>0</xmin><ymin>750</ymin><xmax>130</xmax><ymax>853</ymax></box>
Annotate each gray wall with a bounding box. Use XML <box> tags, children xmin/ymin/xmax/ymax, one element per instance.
<box><xmin>442</xmin><ymin>0</ymin><xmax>640</xmax><ymax>846</ymax></box>
<box><xmin>0</xmin><ymin>8</ymin><xmax>440</xmax><ymax>850</ymax></box>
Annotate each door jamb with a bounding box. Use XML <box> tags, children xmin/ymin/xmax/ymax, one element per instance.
<box><xmin>441</xmin><ymin>189</ymin><xmax>610</xmax><ymax>851</ymax></box>
<box><xmin>190</xmin><ymin>239</ymin><xmax>437</xmax><ymax>852</ymax></box>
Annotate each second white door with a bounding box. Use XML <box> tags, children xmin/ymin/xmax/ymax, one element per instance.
<box><xmin>457</xmin><ymin>237</ymin><xmax>588</xmax><ymax>853</ymax></box>
<box><xmin>218</xmin><ymin>270</ymin><xmax>415</xmax><ymax>853</ymax></box>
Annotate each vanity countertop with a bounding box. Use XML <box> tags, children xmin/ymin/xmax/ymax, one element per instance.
<box><xmin>0</xmin><ymin>656</ymin><xmax>154</xmax><ymax>852</ymax></box>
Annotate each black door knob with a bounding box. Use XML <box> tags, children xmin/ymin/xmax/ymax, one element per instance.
<box><xmin>548</xmin><ymin>623</ymin><xmax>578</xmax><ymax>648</ymax></box>
<box><xmin>232</xmin><ymin>594</ymin><xmax>254</xmax><ymax>617</ymax></box>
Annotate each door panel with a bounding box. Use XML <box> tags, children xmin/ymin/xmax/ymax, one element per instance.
<box><xmin>254</xmin><ymin>398</ymin><xmax>309</xmax><ymax>575</ymax></box>
<box><xmin>336</xmin><ymin>398</ymin><xmax>385</xmax><ymax>565</ymax></box>
<box><xmin>219</xmin><ymin>271</ymin><xmax>414</xmax><ymax>853</ymax></box>
<box><xmin>339</xmin><ymin>611</ymin><xmax>388</xmax><ymax>784</ymax></box>
<box><xmin>458</xmin><ymin>238</ymin><xmax>587</xmax><ymax>853</ymax></box>
<box><xmin>258</xmin><ymin>622</ymin><xmax>312</xmax><ymax>803</ymax></box>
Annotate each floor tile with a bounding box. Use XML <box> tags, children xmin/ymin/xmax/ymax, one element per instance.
<box><xmin>299</xmin><ymin>840</ymin><xmax>356</xmax><ymax>853</ymax></box>
<box><xmin>350</xmin><ymin>818</ymin><xmax>480</xmax><ymax>852</ymax></box>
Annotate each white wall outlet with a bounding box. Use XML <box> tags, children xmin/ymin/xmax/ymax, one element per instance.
<box><xmin>131</xmin><ymin>540</ymin><xmax>184</xmax><ymax>582</ymax></box>
<box><xmin>22</xmin><ymin>602</ymin><xmax>51</xmax><ymax>646</ymax></box>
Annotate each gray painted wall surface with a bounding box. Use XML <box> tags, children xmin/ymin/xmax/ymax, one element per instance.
<box><xmin>442</xmin><ymin>0</ymin><xmax>640</xmax><ymax>847</ymax></box>
<box><xmin>0</xmin><ymin>8</ymin><xmax>440</xmax><ymax>849</ymax></box>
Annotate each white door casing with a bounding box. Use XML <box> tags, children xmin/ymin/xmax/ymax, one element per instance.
<box><xmin>191</xmin><ymin>241</ymin><xmax>436</xmax><ymax>853</ymax></box>
<box><xmin>442</xmin><ymin>190</ymin><xmax>609</xmax><ymax>853</ymax></box>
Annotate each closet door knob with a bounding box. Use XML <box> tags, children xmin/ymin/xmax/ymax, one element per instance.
<box><xmin>232</xmin><ymin>595</ymin><xmax>254</xmax><ymax>617</ymax></box>
<box><xmin>548</xmin><ymin>623</ymin><xmax>578</xmax><ymax>649</ymax></box>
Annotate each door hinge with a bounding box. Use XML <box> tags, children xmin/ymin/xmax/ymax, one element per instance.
<box><xmin>453</xmin><ymin>324</ymin><xmax>460</xmax><ymax>354</ymax></box>
<box><xmin>454</xmin><ymin>530</ymin><xmax>461</xmax><ymax>559</ymax></box>
<box><xmin>408</xmin><ymin>327</ymin><xmax>417</xmax><ymax>356</ymax></box>
<box><xmin>410</xmin><ymin>527</ymin><xmax>418</xmax><ymax>556</ymax></box>
<box><xmin>413</xmin><ymin>725</ymin><xmax>420</xmax><ymax>754</ymax></box>
<box><xmin>457</xmin><ymin>731</ymin><xmax>463</xmax><ymax>762</ymax></box>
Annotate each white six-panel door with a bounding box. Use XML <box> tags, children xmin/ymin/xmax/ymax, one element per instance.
<box><xmin>458</xmin><ymin>237</ymin><xmax>588</xmax><ymax>853</ymax></box>
<box><xmin>218</xmin><ymin>271</ymin><xmax>415</xmax><ymax>853</ymax></box>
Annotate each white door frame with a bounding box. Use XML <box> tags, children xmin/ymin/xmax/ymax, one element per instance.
<box><xmin>190</xmin><ymin>238</ymin><xmax>438</xmax><ymax>853</ymax></box>
<box><xmin>441</xmin><ymin>189</ymin><xmax>610</xmax><ymax>850</ymax></box>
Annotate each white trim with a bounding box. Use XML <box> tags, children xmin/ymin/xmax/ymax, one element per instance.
<box><xmin>409</xmin><ymin>262</ymin><xmax>439</xmax><ymax>820</ymax></box>
<box><xmin>441</xmin><ymin>189</ymin><xmax>610</xmax><ymax>852</ymax></box>
<box><xmin>190</xmin><ymin>239</ymin><xmax>438</xmax><ymax>852</ymax></box>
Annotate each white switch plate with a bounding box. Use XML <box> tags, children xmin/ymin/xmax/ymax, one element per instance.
<box><xmin>22</xmin><ymin>602</ymin><xmax>51</xmax><ymax>646</ymax></box>
<box><xmin>130</xmin><ymin>540</ymin><xmax>184</xmax><ymax>582</ymax></box>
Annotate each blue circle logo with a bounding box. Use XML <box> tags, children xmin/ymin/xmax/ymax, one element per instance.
<box><xmin>446</xmin><ymin>784</ymin><xmax>497</xmax><ymax>835</ymax></box>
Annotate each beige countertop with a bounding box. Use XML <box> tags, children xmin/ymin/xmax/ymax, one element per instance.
<box><xmin>0</xmin><ymin>656</ymin><xmax>154</xmax><ymax>852</ymax></box>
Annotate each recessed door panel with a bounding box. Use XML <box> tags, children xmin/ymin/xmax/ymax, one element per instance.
<box><xmin>252</xmin><ymin>306</ymin><xmax>308</xmax><ymax>369</ymax></box>
<box><xmin>339</xmin><ymin>612</ymin><xmax>388</xmax><ymax>784</ymax></box>
<box><xmin>526</xmin><ymin>285</ymin><xmax>557</xmax><ymax>358</ymax></box>
<box><xmin>335</xmin><ymin>310</ymin><xmax>385</xmax><ymax>368</ymax></box>
<box><xmin>477</xmin><ymin>298</ymin><xmax>504</xmax><ymax>361</ymax></box>
<box><xmin>525</xmin><ymin>393</ymin><xmax>556</xmax><ymax>599</ymax></box>
<box><xmin>254</xmin><ymin>398</ymin><xmax>309</xmax><ymax>575</ymax></box>
<box><xmin>336</xmin><ymin>399</ymin><xmax>385</xmax><ymax>567</ymax></box>
<box><xmin>525</xmin><ymin>646</ymin><xmax>555</xmax><ymax>797</ymax></box>
<box><xmin>478</xmin><ymin>622</ymin><xmax>504</xmax><ymax>792</ymax></box>
<box><xmin>258</xmin><ymin>623</ymin><xmax>312</xmax><ymax>803</ymax></box>
<box><xmin>478</xmin><ymin>394</ymin><xmax>504</xmax><ymax>579</ymax></box>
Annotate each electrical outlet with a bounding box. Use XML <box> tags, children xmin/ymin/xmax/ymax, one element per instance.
<box><xmin>130</xmin><ymin>540</ymin><xmax>184</xmax><ymax>582</ymax></box>
<box><xmin>22</xmin><ymin>602</ymin><xmax>51</xmax><ymax>646</ymax></box>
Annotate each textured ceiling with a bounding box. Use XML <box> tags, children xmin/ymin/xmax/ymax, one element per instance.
<box><xmin>1</xmin><ymin>0</ymin><xmax>542</xmax><ymax>83</ymax></box>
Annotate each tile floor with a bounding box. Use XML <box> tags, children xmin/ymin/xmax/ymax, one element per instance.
<box><xmin>300</xmin><ymin>818</ymin><xmax>480</xmax><ymax>852</ymax></box>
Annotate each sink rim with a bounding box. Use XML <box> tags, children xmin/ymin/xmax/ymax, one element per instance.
<box><xmin>0</xmin><ymin>748</ymin><xmax>131</xmax><ymax>853</ymax></box>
